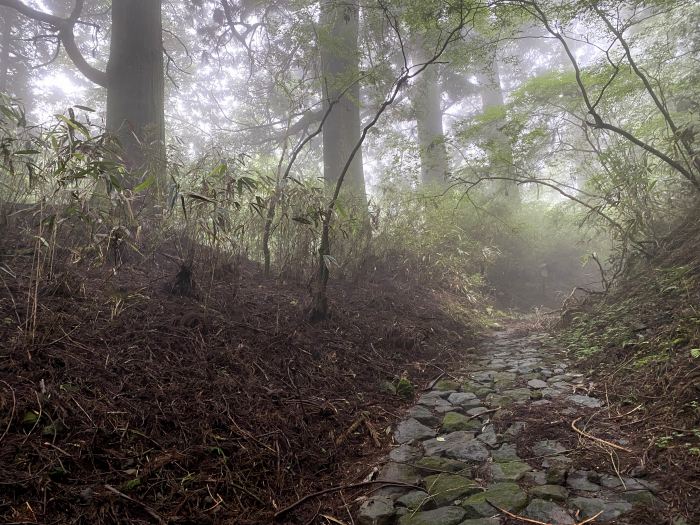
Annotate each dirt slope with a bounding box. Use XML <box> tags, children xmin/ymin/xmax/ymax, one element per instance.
<box><xmin>0</xmin><ymin>231</ymin><xmax>479</xmax><ymax>524</ymax></box>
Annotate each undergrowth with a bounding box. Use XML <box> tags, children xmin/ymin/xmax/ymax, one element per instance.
<box><xmin>557</xmin><ymin>214</ymin><xmax>700</xmax><ymax>521</ymax></box>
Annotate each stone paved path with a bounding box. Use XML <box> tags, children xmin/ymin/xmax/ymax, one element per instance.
<box><xmin>357</xmin><ymin>329</ymin><xmax>661</xmax><ymax>525</ymax></box>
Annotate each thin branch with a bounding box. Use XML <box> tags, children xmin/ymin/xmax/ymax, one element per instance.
<box><xmin>518</xmin><ymin>0</ymin><xmax>699</xmax><ymax>190</ymax></box>
<box><xmin>571</xmin><ymin>417</ymin><xmax>633</xmax><ymax>452</ymax></box>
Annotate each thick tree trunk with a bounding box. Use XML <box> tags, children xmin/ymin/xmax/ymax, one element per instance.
<box><xmin>0</xmin><ymin>7</ymin><xmax>13</xmax><ymax>93</ymax></box>
<box><xmin>319</xmin><ymin>0</ymin><xmax>366</xmax><ymax>207</ymax></box>
<box><xmin>478</xmin><ymin>57</ymin><xmax>520</xmax><ymax>205</ymax></box>
<box><xmin>412</xmin><ymin>34</ymin><xmax>449</xmax><ymax>186</ymax></box>
<box><xmin>106</xmin><ymin>0</ymin><xmax>165</xmax><ymax>189</ymax></box>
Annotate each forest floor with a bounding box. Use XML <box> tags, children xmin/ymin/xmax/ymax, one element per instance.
<box><xmin>1</xmin><ymin>225</ymin><xmax>698</xmax><ymax>525</ymax></box>
<box><xmin>0</xmin><ymin>227</ymin><xmax>482</xmax><ymax>525</ymax></box>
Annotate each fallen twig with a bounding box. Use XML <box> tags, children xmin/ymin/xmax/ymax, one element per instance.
<box><xmin>104</xmin><ymin>484</ymin><xmax>166</xmax><ymax>524</ymax></box>
<box><xmin>607</xmin><ymin>403</ymin><xmax>643</xmax><ymax>419</ymax></box>
<box><xmin>363</xmin><ymin>417</ymin><xmax>382</xmax><ymax>448</ymax></box>
<box><xmin>423</xmin><ymin>371</ymin><xmax>445</xmax><ymax>391</ymax></box>
<box><xmin>571</xmin><ymin>417</ymin><xmax>632</xmax><ymax>452</ymax></box>
<box><xmin>274</xmin><ymin>481</ymin><xmax>423</xmax><ymax>520</ymax></box>
<box><xmin>335</xmin><ymin>413</ymin><xmax>367</xmax><ymax>446</ymax></box>
<box><xmin>0</xmin><ymin>380</ymin><xmax>16</xmax><ymax>443</ymax></box>
<box><xmin>465</xmin><ymin>406</ymin><xmax>500</xmax><ymax>421</ymax></box>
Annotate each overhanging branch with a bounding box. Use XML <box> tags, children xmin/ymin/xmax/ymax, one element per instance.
<box><xmin>0</xmin><ymin>0</ymin><xmax>107</xmax><ymax>87</ymax></box>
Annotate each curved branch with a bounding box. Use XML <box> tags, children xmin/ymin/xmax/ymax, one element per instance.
<box><xmin>0</xmin><ymin>0</ymin><xmax>107</xmax><ymax>87</ymax></box>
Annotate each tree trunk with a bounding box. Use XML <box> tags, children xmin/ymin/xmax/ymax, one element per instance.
<box><xmin>319</xmin><ymin>0</ymin><xmax>366</xmax><ymax>207</ymax></box>
<box><xmin>106</xmin><ymin>0</ymin><xmax>165</xmax><ymax>190</ymax></box>
<box><xmin>412</xmin><ymin>34</ymin><xmax>449</xmax><ymax>186</ymax></box>
<box><xmin>0</xmin><ymin>7</ymin><xmax>13</xmax><ymax>94</ymax></box>
<box><xmin>478</xmin><ymin>56</ymin><xmax>520</xmax><ymax>205</ymax></box>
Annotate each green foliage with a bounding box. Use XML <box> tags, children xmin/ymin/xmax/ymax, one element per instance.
<box><xmin>396</xmin><ymin>378</ymin><xmax>415</xmax><ymax>400</ymax></box>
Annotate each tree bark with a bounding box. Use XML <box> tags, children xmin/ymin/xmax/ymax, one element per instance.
<box><xmin>0</xmin><ymin>7</ymin><xmax>13</xmax><ymax>94</ymax></box>
<box><xmin>411</xmin><ymin>33</ymin><xmax>449</xmax><ymax>186</ymax></box>
<box><xmin>106</xmin><ymin>0</ymin><xmax>165</xmax><ymax>189</ymax></box>
<box><xmin>319</xmin><ymin>0</ymin><xmax>366</xmax><ymax>207</ymax></box>
<box><xmin>0</xmin><ymin>0</ymin><xmax>166</xmax><ymax>190</ymax></box>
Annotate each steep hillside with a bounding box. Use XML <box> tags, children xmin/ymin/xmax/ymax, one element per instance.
<box><xmin>559</xmin><ymin>214</ymin><xmax>700</xmax><ymax>522</ymax></box>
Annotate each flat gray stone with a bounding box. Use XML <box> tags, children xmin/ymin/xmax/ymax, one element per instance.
<box><xmin>541</xmin><ymin>387</ymin><xmax>564</xmax><ymax>399</ymax></box>
<box><xmin>532</xmin><ymin>440</ymin><xmax>567</xmax><ymax>457</ymax></box>
<box><xmin>395</xmin><ymin>418</ymin><xmax>437</xmax><ymax>444</ymax></box>
<box><xmin>545</xmin><ymin>467</ymin><xmax>567</xmax><ymax>485</ymax></box>
<box><xmin>457</xmin><ymin>519</ymin><xmax>500</xmax><ymax>525</ymax></box>
<box><xmin>541</xmin><ymin>455</ymin><xmax>572</xmax><ymax>469</ymax></box>
<box><xmin>422</xmin><ymin>432</ymin><xmax>490</xmax><ymax>462</ymax></box>
<box><xmin>492</xmin><ymin>443</ymin><xmax>520</xmax><ymax>462</ymax></box>
<box><xmin>357</xmin><ymin>496</ymin><xmax>396</xmax><ymax>525</ymax></box>
<box><xmin>476</xmin><ymin>425</ymin><xmax>498</xmax><ymax>446</ymax></box>
<box><xmin>570</xmin><ymin>496</ymin><xmax>633</xmax><ymax>521</ymax></box>
<box><xmin>396</xmin><ymin>490</ymin><xmax>434</xmax><ymax>511</ymax></box>
<box><xmin>527</xmin><ymin>379</ymin><xmax>548</xmax><ymax>389</ymax></box>
<box><xmin>529</xmin><ymin>484</ymin><xmax>569</xmax><ymax>502</ymax></box>
<box><xmin>598</xmin><ymin>475</ymin><xmax>660</xmax><ymax>493</ymax></box>
<box><xmin>389</xmin><ymin>444</ymin><xmax>423</xmax><ymax>463</ymax></box>
<box><xmin>397</xmin><ymin>506</ymin><xmax>466</xmax><ymax>525</ymax></box>
<box><xmin>504</xmin><ymin>422</ymin><xmax>526</xmax><ymax>439</ymax></box>
<box><xmin>377</xmin><ymin>461</ymin><xmax>420</xmax><ymax>493</ymax></box>
<box><xmin>408</xmin><ymin>405</ymin><xmax>440</xmax><ymax>426</ymax></box>
<box><xmin>523</xmin><ymin>499</ymin><xmax>575</xmax><ymax>524</ymax></box>
<box><xmin>568</xmin><ymin>394</ymin><xmax>603</xmax><ymax>408</ymax></box>
<box><xmin>522</xmin><ymin>471</ymin><xmax>547</xmax><ymax>485</ymax></box>
<box><xmin>418</xmin><ymin>393</ymin><xmax>453</xmax><ymax>410</ymax></box>
<box><xmin>620</xmin><ymin>490</ymin><xmax>657</xmax><ymax>505</ymax></box>
<box><xmin>566</xmin><ymin>470</ymin><xmax>601</xmax><ymax>492</ymax></box>
<box><xmin>448</xmin><ymin>392</ymin><xmax>477</xmax><ymax>406</ymax></box>
<box><xmin>418</xmin><ymin>391</ymin><xmax>443</xmax><ymax>402</ymax></box>
<box><xmin>489</xmin><ymin>461</ymin><xmax>532</xmax><ymax>481</ymax></box>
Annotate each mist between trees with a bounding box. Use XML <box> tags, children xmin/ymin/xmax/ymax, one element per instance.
<box><xmin>1</xmin><ymin>0</ymin><xmax>698</xmax><ymax>315</ymax></box>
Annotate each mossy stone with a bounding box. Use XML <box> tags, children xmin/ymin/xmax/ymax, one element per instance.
<box><xmin>490</xmin><ymin>461</ymin><xmax>532</xmax><ymax>481</ymax></box>
<box><xmin>434</xmin><ymin>379</ymin><xmax>461</xmax><ymax>391</ymax></box>
<box><xmin>529</xmin><ymin>484</ymin><xmax>569</xmax><ymax>502</ymax></box>
<box><xmin>441</xmin><ymin>412</ymin><xmax>483</xmax><ymax>432</ymax></box>
<box><xmin>462</xmin><ymin>482</ymin><xmax>528</xmax><ymax>518</ymax></box>
<box><xmin>424</xmin><ymin>473</ymin><xmax>481</xmax><ymax>506</ymax></box>
<box><xmin>415</xmin><ymin>456</ymin><xmax>470</xmax><ymax>475</ymax></box>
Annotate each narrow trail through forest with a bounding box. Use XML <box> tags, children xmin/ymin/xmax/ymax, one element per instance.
<box><xmin>354</xmin><ymin>327</ymin><xmax>662</xmax><ymax>525</ymax></box>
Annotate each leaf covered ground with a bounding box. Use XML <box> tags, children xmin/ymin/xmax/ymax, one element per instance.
<box><xmin>0</xmin><ymin>225</ymin><xmax>481</xmax><ymax>524</ymax></box>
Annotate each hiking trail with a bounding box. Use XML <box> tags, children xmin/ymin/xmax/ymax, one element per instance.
<box><xmin>356</xmin><ymin>327</ymin><xmax>662</xmax><ymax>525</ymax></box>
